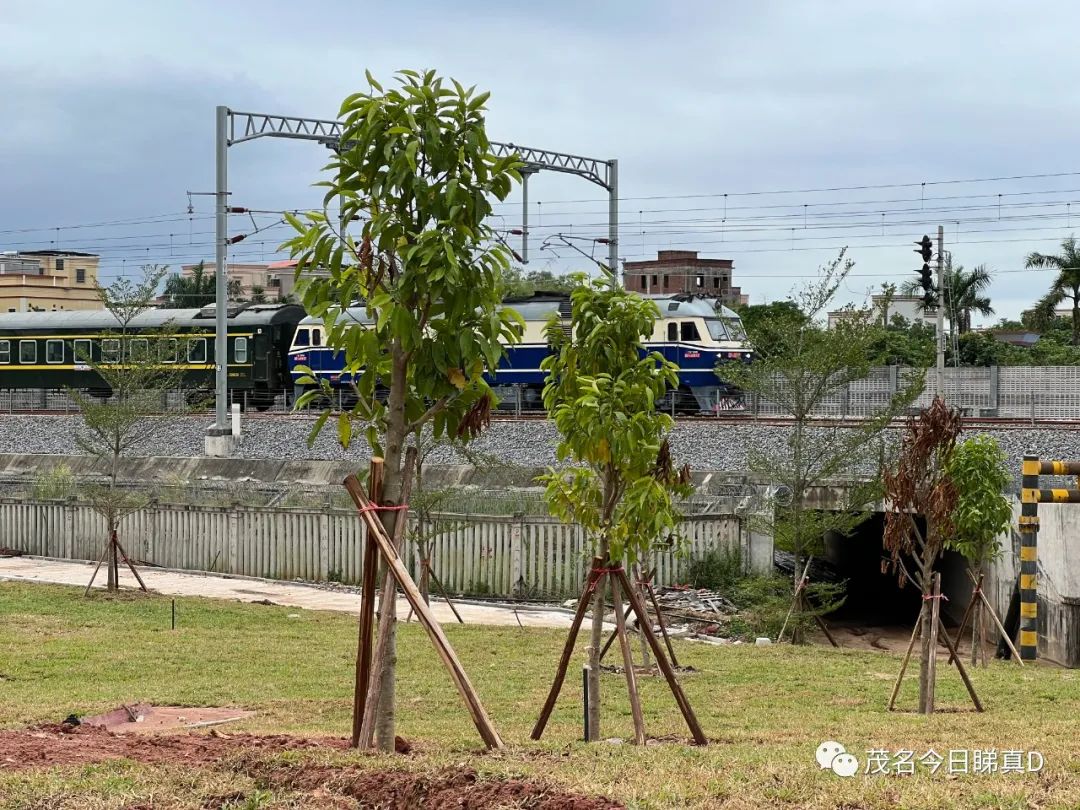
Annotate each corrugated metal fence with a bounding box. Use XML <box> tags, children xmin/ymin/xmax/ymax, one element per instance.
<box><xmin>0</xmin><ymin>499</ymin><xmax>749</xmax><ymax>599</ymax></box>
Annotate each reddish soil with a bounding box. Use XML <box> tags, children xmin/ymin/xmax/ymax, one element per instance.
<box><xmin>0</xmin><ymin>725</ymin><xmax>624</xmax><ymax>809</ymax></box>
<box><xmin>266</xmin><ymin>763</ymin><xmax>625</xmax><ymax>809</ymax></box>
<box><xmin>0</xmin><ymin>723</ymin><xmax>348</xmax><ymax>770</ymax></box>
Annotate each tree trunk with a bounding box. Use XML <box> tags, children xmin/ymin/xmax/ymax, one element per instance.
<box><xmin>1072</xmin><ymin>294</ymin><xmax>1079</xmax><ymax>346</ymax></box>
<box><xmin>918</xmin><ymin>571</ymin><xmax>941</xmax><ymax>714</ymax></box>
<box><xmin>587</xmin><ymin>542</ymin><xmax>607</xmax><ymax>741</ymax></box>
<box><xmin>970</xmin><ymin>598</ymin><xmax>978</xmax><ymax>667</ymax></box>
<box><xmin>373</xmin><ymin>345</ymin><xmax>409</xmax><ymax>752</ymax></box>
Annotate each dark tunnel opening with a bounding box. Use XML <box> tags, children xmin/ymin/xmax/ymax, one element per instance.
<box><xmin>818</xmin><ymin>512</ymin><xmax>971</xmax><ymax>630</ymax></box>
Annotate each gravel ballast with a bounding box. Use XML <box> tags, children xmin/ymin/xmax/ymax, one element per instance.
<box><xmin>0</xmin><ymin>414</ymin><xmax>1072</xmax><ymax>476</ymax></box>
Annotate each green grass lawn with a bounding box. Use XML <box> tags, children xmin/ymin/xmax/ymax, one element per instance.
<box><xmin>1</xmin><ymin>581</ymin><xmax>1079</xmax><ymax>808</ymax></box>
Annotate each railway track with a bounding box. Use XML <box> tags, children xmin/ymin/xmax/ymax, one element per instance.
<box><xmin>4</xmin><ymin>408</ymin><xmax>1080</xmax><ymax>429</ymax></box>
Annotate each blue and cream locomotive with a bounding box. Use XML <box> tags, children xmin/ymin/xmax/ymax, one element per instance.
<box><xmin>288</xmin><ymin>293</ymin><xmax>752</xmax><ymax>413</ymax></box>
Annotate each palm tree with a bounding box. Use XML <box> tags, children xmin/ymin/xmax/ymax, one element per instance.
<box><xmin>161</xmin><ymin>261</ymin><xmax>215</xmax><ymax>308</ymax></box>
<box><xmin>1026</xmin><ymin>236</ymin><xmax>1080</xmax><ymax>345</ymax></box>
<box><xmin>900</xmin><ymin>258</ymin><xmax>994</xmax><ymax>335</ymax></box>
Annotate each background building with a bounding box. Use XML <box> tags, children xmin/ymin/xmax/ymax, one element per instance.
<box><xmin>622</xmin><ymin>250</ymin><xmax>749</xmax><ymax>306</ymax></box>
<box><xmin>827</xmin><ymin>294</ymin><xmax>937</xmax><ymax>329</ymax></box>
<box><xmin>0</xmin><ymin>250</ymin><xmax>101</xmax><ymax>312</ymax></box>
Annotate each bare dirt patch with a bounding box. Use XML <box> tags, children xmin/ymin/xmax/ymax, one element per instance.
<box><xmin>265</xmin><ymin>763</ymin><xmax>625</xmax><ymax>809</ymax></box>
<box><xmin>0</xmin><ymin>723</ymin><xmax>347</xmax><ymax>770</ymax></box>
<box><xmin>81</xmin><ymin>703</ymin><xmax>255</xmax><ymax>733</ymax></box>
<box><xmin>0</xmin><ymin>726</ymin><xmax>623</xmax><ymax>808</ymax></box>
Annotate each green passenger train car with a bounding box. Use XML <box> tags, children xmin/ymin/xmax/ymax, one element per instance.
<box><xmin>0</xmin><ymin>303</ymin><xmax>306</xmax><ymax>410</ymax></box>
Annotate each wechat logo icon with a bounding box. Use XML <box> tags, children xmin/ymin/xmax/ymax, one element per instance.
<box><xmin>816</xmin><ymin>741</ymin><xmax>859</xmax><ymax>778</ymax></box>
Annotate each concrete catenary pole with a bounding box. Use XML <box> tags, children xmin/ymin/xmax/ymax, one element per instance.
<box><xmin>521</xmin><ymin>170</ymin><xmax>530</xmax><ymax>264</ymax></box>
<box><xmin>214</xmin><ymin>105</ymin><xmax>229</xmax><ymax>434</ymax></box>
<box><xmin>607</xmin><ymin>159</ymin><xmax>619</xmax><ymax>290</ymax></box>
<box><xmin>935</xmin><ymin>225</ymin><xmax>945</xmax><ymax>398</ymax></box>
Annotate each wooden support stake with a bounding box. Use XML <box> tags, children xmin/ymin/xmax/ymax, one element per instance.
<box><xmin>644</xmin><ymin>575</ymin><xmax>680</xmax><ymax>669</ymax></box>
<box><xmin>598</xmin><ymin>603</ymin><xmax>635</xmax><ymax>663</ymax></box>
<box><xmin>532</xmin><ymin>558</ymin><xmax>605</xmax><ymax>741</ymax></box>
<box><xmin>888</xmin><ymin>603</ymin><xmax>923</xmax><ymax>711</ymax></box>
<box><xmin>351</xmin><ymin>458</ymin><xmax>383</xmax><ymax>748</ymax></box>
<box><xmin>359</xmin><ymin>447</ymin><xmax>416</xmax><ymax>749</ymax></box>
<box><xmin>616</xmin><ymin>567</ymin><xmax>707</xmax><ymax>745</ymax></box>
<box><xmin>611</xmin><ymin>571</ymin><xmax>645</xmax><ymax>745</ymax></box>
<box><xmin>84</xmin><ymin>538</ymin><xmax>111</xmax><ymax>596</ymax></box>
<box><xmin>923</xmin><ymin>573</ymin><xmax>942</xmax><ymax>715</ymax></box>
<box><xmin>777</xmin><ymin>557</ymin><xmax>812</xmax><ymax>643</ymax></box>
<box><xmin>966</xmin><ymin>569</ymin><xmax>1024</xmax><ymax>665</ymax></box>
<box><xmin>935</xmin><ymin>612</ymin><xmax>984</xmax><ymax>712</ymax></box>
<box><xmin>948</xmin><ymin>572</ymin><xmax>981</xmax><ymax>664</ymax></box>
<box><xmin>345</xmin><ymin>474</ymin><xmax>504</xmax><ymax>750</ymax></box>
<box><xmin>113</xmin><ymin>536</ymin><xmax>148</xmax><ymax>593</ymax></box>
<box><xmin>797</xmin><ymin>590</ymin><xmax>840</xmax><ymax>648</ymax></box>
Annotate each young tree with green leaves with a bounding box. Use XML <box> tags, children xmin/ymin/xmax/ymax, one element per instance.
<box><xmin>723</xmin><ymin>251</ymin><xmax>923</xmax><ymax>641</ymax></box>
<box><xmin>71</xmin><ymin>265</ymin><xmax>188</xmax><ymax>593</ymax></box>
<box><xmin>539</xmin><ymin>273</ymin><xmax>692</xmax><ymax>741</ymax></box>
<box><xmin>945</xmin><ymin>435</ymin><xmax>1012</xmax><ymax>667</ymax></box>
<box><xmin>284</xmin><ymin>69</ymin><xmax>523</xmax><ymax>751</ymax></box>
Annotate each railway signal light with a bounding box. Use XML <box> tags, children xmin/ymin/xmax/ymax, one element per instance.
<box><xmin>914</xmin><ymin>235</ymin><xmax>936</xmax><ymax>304</ymax></box>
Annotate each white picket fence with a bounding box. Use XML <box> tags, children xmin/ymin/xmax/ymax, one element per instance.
<box><xmin>0</xmin><ymin>499</ymin><xmax>754</xmax><ymax>599</ymax></box>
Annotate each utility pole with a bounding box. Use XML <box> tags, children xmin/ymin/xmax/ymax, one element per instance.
<box><xmin>607</xmin><ymin>159</ymin><xmax>619</xmax><ymax>290</ymax></box>
<box><xmin>935</xmin><ymin>225</ymin><xmax>945</xmax><ymax>399</ymax></box>
<box><xmin>205</xmin><ymin>104</ymin><xmax>234</xmax><ymax>457</ymax></box>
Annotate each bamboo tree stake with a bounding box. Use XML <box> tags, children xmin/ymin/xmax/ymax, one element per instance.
<box><xmin>616</xmin><ymin>567</ymin><xmax>707</xmax><ymax>745</ymax></box>
<box><xmin>964</xmin><ymin>568</ymin><xmax>1023</xmax><ymax>665</ymax></box>
<box><xmin>359</xmin><ymin>447</ymin><xmax>417</xmax><ymax>749</ymax></box>
<box><xmin>612</xmin><ymin>571</ymin><xmax>646</xmax><ymax>745</ymax></box>
<box><xmin>532</xmin><ymin>558</ymin><xmax>605</xmax><ymax>741</ymax></box>
<box><xmin>351</xmin><ymin>458</ymin><xmax>383</xmax><ymax>748</ymax></box>
<box><xmin>888</xmin><ymin>603</ymin><xmax>923</xmax><ymax>711</ymax></box>
<box><xmin>948</xmin><ymin>572</ymin><xmax>981</xmax><ymax>664</ymax></box>
<box><xmin>934</xmin><ymin>611</ymin><xmax>984</xmax><ymax>712</ymax></box>
<box><xmin>344</xmin><ymin>473</ymin><xmax>503</xmax><ymax>750</ymax></box>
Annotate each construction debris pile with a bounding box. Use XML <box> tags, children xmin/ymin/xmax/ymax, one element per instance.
<box><xmin>648</xmin><ymin>585</ymin><xmax>742</xmax><ymax>644</ymax></box>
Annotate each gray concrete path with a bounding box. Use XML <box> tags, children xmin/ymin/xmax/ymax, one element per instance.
<box><xmin>0</xmin><ymin>556</ymin><xmax>589</xmax><ymax>629</ymax></box>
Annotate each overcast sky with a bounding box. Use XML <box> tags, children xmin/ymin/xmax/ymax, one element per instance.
<box><xmin>3</xmin><ymin>1</ymin><xmax>1078</xmax><ymax>322</ymax></box>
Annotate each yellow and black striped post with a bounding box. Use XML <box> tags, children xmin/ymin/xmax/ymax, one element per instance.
<box><xmin>1017</xmin><ymin>456</ymin><xmax>1080</xmax><ymax>662</ymax></box>
<box><xmin>1019</xmin><ymin>455</ymin><xmax>1040</xmax><ymax>661</ymax></box>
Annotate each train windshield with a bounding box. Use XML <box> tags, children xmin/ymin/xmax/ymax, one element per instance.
<box><xmin>706</xmin><ymin>318</ymin><xmax>746</xmax><ymax>341</ymax></box>
<box><xmin>722</xmin><ymin>317</ymin><xmax>746</xmax><ymax>341</ymax></box>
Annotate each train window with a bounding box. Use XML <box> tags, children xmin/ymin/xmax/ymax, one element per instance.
<box><xmin>188</xmin><ymin>338</ymin><xmax>207</xmax><ymax>363</ymax></box>
<box><xmin>667</xmin><ymin>322</ymin><xmax>678</xmax><ymax>341</ymax></box>
<box><xmin>312</xmin><ymin>329</ymin><xmax>322</xmax><ymax>347</ymax></box>
<box><xmin>0</xmin><ymin>340</ymin><xmax>9</xmax><ymax>363</ymax></box>
<box><xmin>73</xmin><ymin>339</ymin><xmax>91</xmax><ymax>363</ymax></box>
<box><xmin>161</xmin><ymin>338</ymin><xmax>178</xmax><ymax>363</ymax></box>
<box><xmin>294</xmin><ymin>328</ymin><xmax>310</xmax><ymax>347</ymax></box>
<box><xmin>128</xmin><ymin>338</ymin><xmax>149</xmax><ymax>362</ymax></box>
<box><xmin>102</xmin><ymin>339</ymin><xmax>120</xmax><ymax>363</ymax></box>
<box><xmin>19</xmin><ymin>340</ymin><xmax>37</xmax><ymax>364</ymax></box>
<box><xmin>706</xmin><ymin>320</ymin><xmax>730</xmax><ymax>341</ymax></box>
<box><xmin>235</xmin><ymin>337</ymin><xmax>248</xmax><ymax>363</ymax></box>
<box><xmin>680</xmin><ymin>322</ymin><xmax>701</xmax><ymax>341</ymax></box>
<box><xmin>46</xmin><ymin>340</ymin><xmax>64</xmax><ymax>364</ymax></box>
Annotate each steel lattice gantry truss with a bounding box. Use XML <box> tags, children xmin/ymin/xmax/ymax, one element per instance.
<box><xmin>226</xmin><ymin>110</ymin><xmax>616</xmax><ymax>190</ymax></box>
<box><xmin>208</xmin><ymin>106</ymin><xmax>618</xmax><ymax>456</ymax></box>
